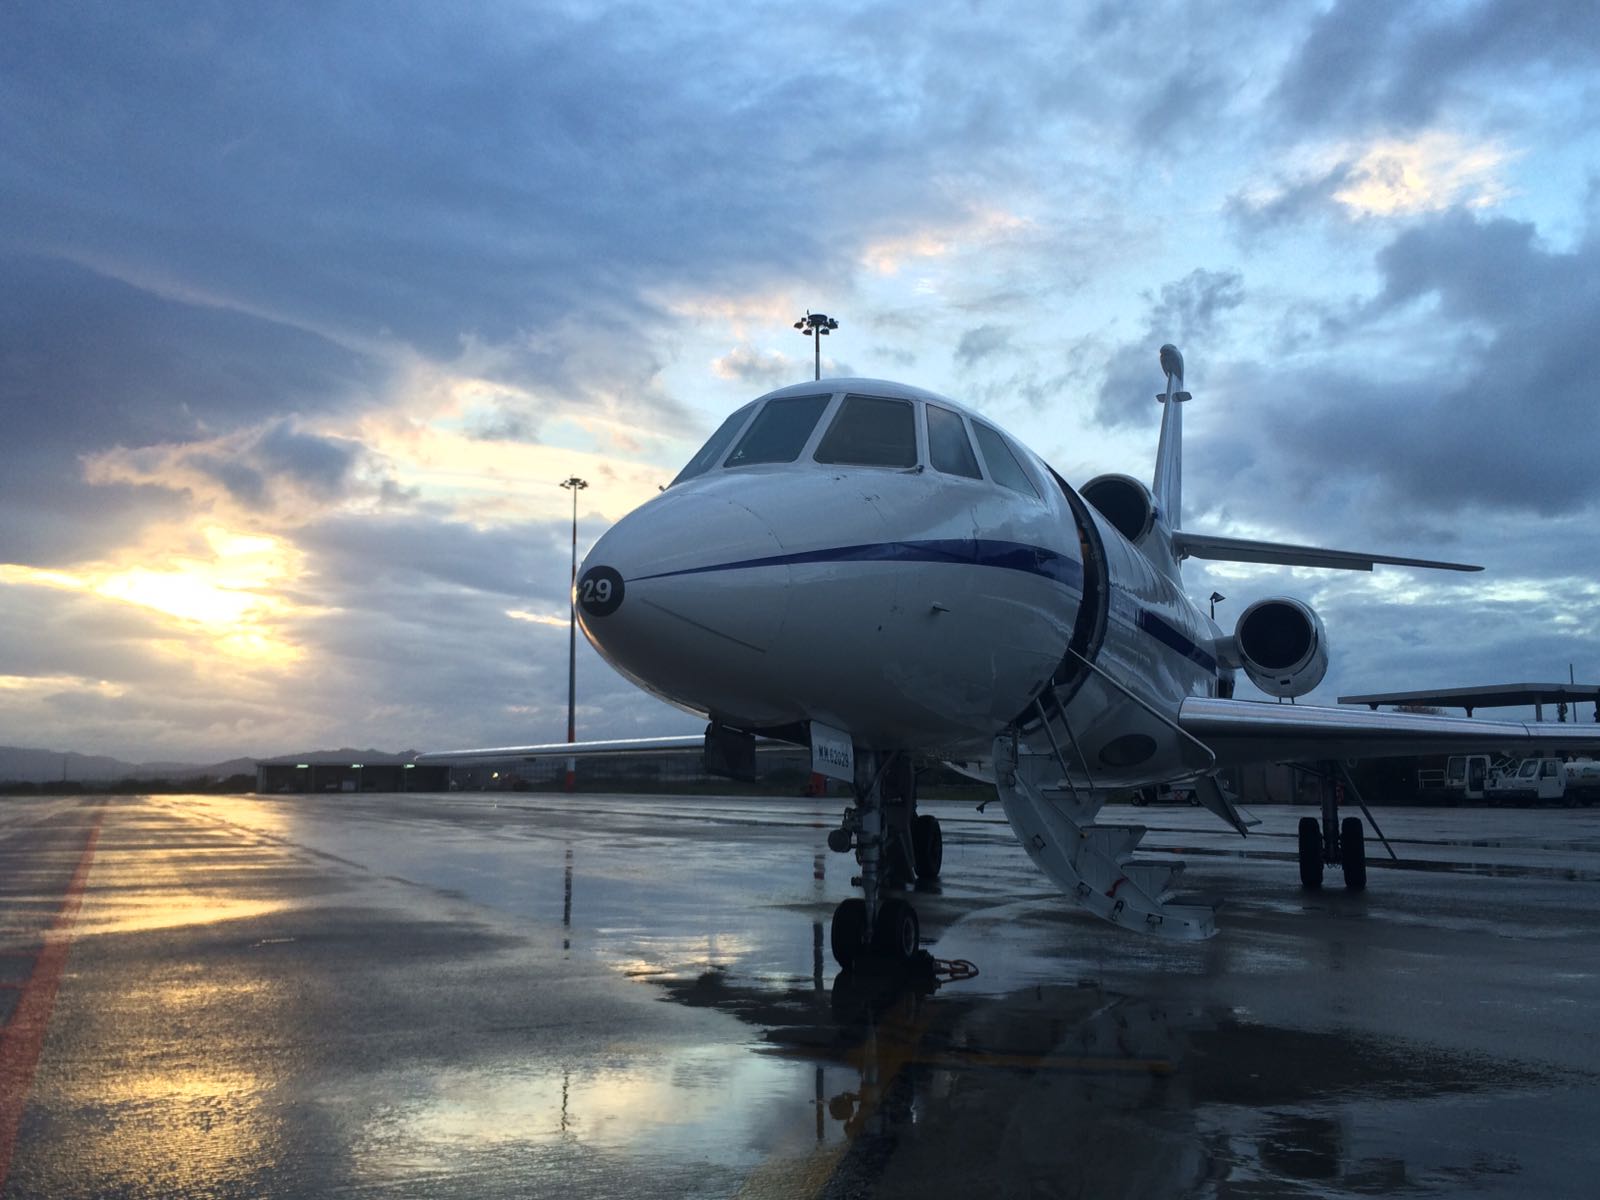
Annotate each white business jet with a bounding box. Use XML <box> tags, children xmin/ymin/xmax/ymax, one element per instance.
<box><xmin>421</xmin><ymin>345</ymin><xmax>1600</xmax><ymax>966</ymax></box>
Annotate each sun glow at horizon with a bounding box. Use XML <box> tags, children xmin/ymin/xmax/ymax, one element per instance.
<box><xmin>0</xmin><ymin>524</ymin><xmax>308</xmax><ymax>664</ymax></box>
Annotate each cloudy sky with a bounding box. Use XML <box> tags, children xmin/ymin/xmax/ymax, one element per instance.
<box><xmin>3</xmin><ymin>0</ymin><xmax>1598</xmax><ymax>761</ymax></box>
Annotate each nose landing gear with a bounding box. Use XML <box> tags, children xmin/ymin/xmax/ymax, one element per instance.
<box><xmin>826</xmin><ymin>750</ymin><xmax>941</xmax><ymax>969</ymax></box>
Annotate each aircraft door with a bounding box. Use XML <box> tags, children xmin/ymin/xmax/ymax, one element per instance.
<box><xmin>1043</xmin><ymin>467</ymin><xmax>1110</xmax><ymax>707</ymax></box>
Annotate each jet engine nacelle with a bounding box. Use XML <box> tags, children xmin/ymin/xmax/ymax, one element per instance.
<box><xmin>1081</xmin><ymin>473</ymin><xmax>1156</xmax><ymax>545</ymax></box>
<box><xmin>1230</xmin><ymin>597</ymin><xmax>1328</xmax><ymax>699</ymax></box>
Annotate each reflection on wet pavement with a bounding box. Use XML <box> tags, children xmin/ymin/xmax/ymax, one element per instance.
<box><xmin>2</xmin><ymin>792</ymin><xmax>1599</xmax><ymax>1197</ymax></box>
<box><xmin>653</xmin><ymin>960</ymin><xmax>1568</xmax><ymax>1198</ymax></box>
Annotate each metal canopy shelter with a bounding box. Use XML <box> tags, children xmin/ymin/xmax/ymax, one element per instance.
<box><xmin>1338</xmin><ymin>682</ymin><xmax>1600</xmax><ymax>721</ymax></box>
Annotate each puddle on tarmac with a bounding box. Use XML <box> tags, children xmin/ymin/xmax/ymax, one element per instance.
<box><xmin>647</xmin><ymin>961</ymin><xmax>1574</xmax><ymax>1197</ymax></box>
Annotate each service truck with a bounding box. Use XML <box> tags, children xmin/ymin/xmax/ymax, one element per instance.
<box><xmin>1485</xmin><ymin>756</ymin><xmax>1600</xmax><ymax>806</ymax></box>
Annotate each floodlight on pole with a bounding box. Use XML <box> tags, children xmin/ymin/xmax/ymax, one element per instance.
<box><xmin>559</xmin><ymin>475</ymin><xmax>589</xmax><ymax>791</ymax></box>
<box><xmin>793</xmin><ymin>310</ymin><xmax>838</xmax><ymax>381</ymax></box>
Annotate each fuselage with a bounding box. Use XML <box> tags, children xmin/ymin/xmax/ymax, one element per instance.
<box><xmin>575</xmin><ymin>378</ymin><xmax>1227</xmax><ymax>785</ymax></box>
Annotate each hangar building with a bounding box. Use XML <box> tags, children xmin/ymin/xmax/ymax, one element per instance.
<box><xmin>256</xmin><ymin>751</ymin><xmax>449</xmax><ymax>794</ymax></box>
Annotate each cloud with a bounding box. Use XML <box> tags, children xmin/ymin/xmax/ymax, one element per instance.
<box><xmin>2</xmin><ymin>2</ymin><xmax>1597</xmax><ymax>758</ymax></box>
<box><xmin>292</xmin><ymin>513</ymin><xmax>570</xmax><ymax>601</ymax></box>
<box><xmin>711</xmin><ymin>345</ymin><xmax>799</xmax><ymax>389</ymax></box>
<box><xmin>85</xmin><ymin>420</ymin><xmax>381</xmax><ymax>523</ymax></box>
<box><xmin>0</xmin><ymin>254</ymin><xmax>382</xmax><ymax>564</ymax></box>
<box><xmin>954</xmin><ymin>325</ymin><xmax>1014</xmax><ymax>368</ymax></box>
<box><xmin>462</xmin><ymin>402</ymin><xmax>547</xmax><ymax>444</ymax></box>
<box><xmin>1</xmin><ymin>2</ymin><xmax>1053</xmax><ymax>377</ymax></box>
<box><xmin>860</xmin><ymin>209</ymin><xmax>1034</xmax><ymax>276</ymax></box>
<box><xmin>1230</xmin><ymin>132</ymin><xmax>1514</xmax><ymax>231</ymax></box>
<box><xmin>1274</xmin><ymin>0</ymin><xmax>1600</xmax><ymax>130</ymax></box>
<box><xmin>1181</xmin><ymin>209</ymin><xmax>1600</xmax><ymax>577</ymax></box>
<box><xmin>1332</xmin><ymin>133</ymin><xmax>1514</xmax><ymax>216</ymax></box>
<box><xmin>1094</xmin><ymin>270</ymin><xmax>1245</xmax><ymax>427</ymax></box>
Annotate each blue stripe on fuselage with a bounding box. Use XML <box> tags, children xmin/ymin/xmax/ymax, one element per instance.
<box><xmin>1136</xmin><ymin>608</ymin><xmax>1218</xmax><ymax>673</ymax></box>
<box><xmin>629</xmin><ymin>538</ymin><xmax>1214</xmax><ymax>674</ymax></box>
<box><xmin>630</xmin><ymin>538</ymin><xmax>1086</xmax><ymax>590</ymax></box>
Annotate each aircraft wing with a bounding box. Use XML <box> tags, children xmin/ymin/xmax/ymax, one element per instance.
<box><xmin>415</xmin><ymin>735</ymin><xmax>705</xmax><ymax>764</ymax></box>
<box><xmin>1172</xmin><ymin>531</ymin><xmax>1481</xmax><ymax>573</ymax></box>
<box><xmin>1180</xmin><ymin>697</ymin><xmax>1600</xmax><ymax>767</ymax></box>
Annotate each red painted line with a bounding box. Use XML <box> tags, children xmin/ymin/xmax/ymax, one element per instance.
<box><xmin>0</xmin><ymin>807</ymin><xmax>104</xmax><ymax>1191</ymax></box>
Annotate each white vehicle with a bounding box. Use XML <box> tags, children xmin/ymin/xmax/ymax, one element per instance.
<box><xmin>1442</xmin><ymin>753</ymin><xmax>1521</xmax><ymax>802</ymax></box>
<box><xmin>1488</xmin><ymin>757</ymin><xmax>1600</xmax><ymax>805</ymax></box>
<box><xmin>422</xmin><ymin>345</ymin><xmax>1600</xmax><ymax>964</ymax></box>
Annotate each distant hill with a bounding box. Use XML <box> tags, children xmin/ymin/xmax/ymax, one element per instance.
<box><xmin>0</xmin><ymin>745</ymin><xmax>422</xmax><ymax>783</ymax></box>
<box><xmin>0</xmin><ymin>745</ymin><xmax>255</xmax><ymax>783</ymax></box>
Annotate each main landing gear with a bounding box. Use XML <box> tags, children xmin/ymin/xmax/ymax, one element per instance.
<box><xmin>826</xmin><ymin>751</ymin><xmax>942</xmax><ymax>970</ymax></box>
<box><xmin>1296</xmin><ymin>761</ymin><xmax>1392</xmax><ymax>890</ymax></box>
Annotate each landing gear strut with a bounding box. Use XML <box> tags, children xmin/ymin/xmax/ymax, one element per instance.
<box><xmin>1296</xmin><ymin>761</ymin><xmax>1388</xmax><ymax>891</ymax></box>
<box><xmin>827</xmin><ymin>751</ymin><xmax>940</xmax><ymax>969</ymax></box>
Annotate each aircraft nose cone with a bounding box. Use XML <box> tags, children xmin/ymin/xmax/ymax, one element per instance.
<box><xmin>575</xmin><ymin>493</ymin><xmax>792</xmax><ymax>704</ymax></box>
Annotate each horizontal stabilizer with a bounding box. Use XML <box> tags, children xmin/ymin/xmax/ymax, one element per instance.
<box><xmin>1173</xmin><ymin>530</ymin><xmax>1481</xmax><ymax>573</ymax></box>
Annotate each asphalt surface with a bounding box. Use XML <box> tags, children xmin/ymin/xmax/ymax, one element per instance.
<box><xmin>2</xmin><ymin>790</ymin><xmax>1599</xmax><ymax>1198</ymax></box>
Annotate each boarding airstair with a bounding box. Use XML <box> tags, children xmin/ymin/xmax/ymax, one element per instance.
<box><xmin>992</xmin><ymin>724</ymin><xmax>1219</xmax><ymax>940</ymax></box>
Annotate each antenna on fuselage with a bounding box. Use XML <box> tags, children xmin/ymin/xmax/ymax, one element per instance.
<box><xmin>1152</xmin><ymin>343</ymin><xmax>1190</xmax><ymax>531</ymax></box>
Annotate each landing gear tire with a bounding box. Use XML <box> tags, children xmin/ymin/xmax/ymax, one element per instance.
<box><xmin>830</xmin><ymin>898</ymin><xmax>868</xmax><ymax>970</ymax></box>
<box><xmin>1341</xmin><ymin>816</ymin><xmax>1367</xmax><ymax>891</ymax></box>
<box><xmin>912</xmin><ymin>814</ymin><xmax>942</xmax><ymax>880</ymax></box>
<box><xmin>1298</xmin><ymin>816</ymin><xmax>1323</xmax><ymax>890</ymax></box>
<box><xmin>872</xmin><ymin>897</ymin><xmax>920</xmax><ymax>961</ymax></box>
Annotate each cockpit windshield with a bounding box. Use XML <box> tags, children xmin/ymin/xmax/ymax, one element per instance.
<box><xmin>673</xmin><ymin>390</ymin><xmax>1033</xmax><ymax>491</ymax></box>
<box><xmin>671</xmin><ymin>403</ymin><xmax>756</xmax><ymax>486</ymax></box>
<box><xmin>926</xmin><ymin>403</ymin><xmax>981</xmax><ymax>479</ymax></box>
<box><xmin>724</xmin><ymin>393</ymin><xmax>832</xmax><ymax>467</ymax></box>
<box><xmin>971</xmin><ymin>421</ymin><xmax>1039</xmax><ymax>498</ymax></box>
<box><xmin>814</xmin><ymin>395</ymin><xmax>918</xmax><ymax>468</ymax></box>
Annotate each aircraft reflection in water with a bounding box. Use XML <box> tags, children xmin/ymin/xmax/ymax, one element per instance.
<box><xmin>656</xmin><ymin>967</ymin><xmax>1544</xmax><ymax>1196</ymax></box>
<box><xmin>422</xmin><ymin>344</ymin><xmax>1600</xmax><ymax>963</ymax></box>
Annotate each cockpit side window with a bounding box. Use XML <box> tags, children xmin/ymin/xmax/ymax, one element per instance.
<box><xmin>971</xmin><ymin>422</ymin><xmax>1040</xmax><ymax>498</ymax></box>
<box><xmin>926</xmin><ymin>404</ymin><xmax>981</xmax><ymax>479</ymax></box>
<box><xmin>671</xmin><ymin>403</ymin><xmax>756</xmax><ymax>485</ymax></box>
<box><xmin>813</xmin><ymin>394</ymin><xmax>918</xmax><ymax>468</ymax></box>
<box><xmin>724</xmin><ymin>393</ymin><xmax>832</xmax><ymax>467</ymax></box>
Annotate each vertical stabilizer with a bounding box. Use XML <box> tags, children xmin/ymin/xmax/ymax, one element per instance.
<box><xmin>1152</xmin><ymin>344</ymin><xmax>1188</xmax><ymax>531</ymax></box>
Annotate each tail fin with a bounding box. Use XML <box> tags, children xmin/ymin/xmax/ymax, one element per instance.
<box><xmin>1154</xmin><ymin>343</ymin><xmax>1482</xmax><ymax>576</ymax></box>
<box><xmin>1152</xmin><ymin>343</ymin><xmax>1189</xmax><ymax>530</ymax></box>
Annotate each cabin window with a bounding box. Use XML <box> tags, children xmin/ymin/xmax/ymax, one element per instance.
<box><xmin>927</xmin><ymin>404</ymin><xmax>981</xmax><ymax>479</ymax></box>
<box><xmin>972</xmin><ymin>421</ymin><xmax>1039</xmax><ymax>498</ymax></box>
<box><xmin>672</xmin><ymin>403</ymin><xmax>756</xmax><ymax>485</ymax></box>
<box><xmin>814</xmin><ymin>395</ymin><xmax>918</xmax><ymax>468</ymax></box>
<box><xmin>724</xmin><ymin>393</ymin><xmax>832</xmax><ymax>466</ymax></box>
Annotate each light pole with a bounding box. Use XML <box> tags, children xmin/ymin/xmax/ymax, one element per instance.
<box><xmin>793</xmin><ymin>311</ymin><xmax>838</xmax><ymax>381</ymax></box>
<box><xmin>559</xmin><ymin>475</ymin><xmax>589</xmax><ymax>791</ymax></box>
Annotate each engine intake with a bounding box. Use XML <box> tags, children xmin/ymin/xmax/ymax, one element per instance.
<box><xmin>1233</xmin><ymin>597</ymin><xmax>1328</xmax><ymax>699</ymax></box>
<box><xmin>1081</xmin><ymin>474</ymin><xmax>1155</xmax><ymax>545</ymax></box>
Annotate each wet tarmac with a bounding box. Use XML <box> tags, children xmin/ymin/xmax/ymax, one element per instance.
<box><xmin>3</xmin><ymin>791</ymin><xmax>1599</xmax><ymax>1197</ymax></box>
